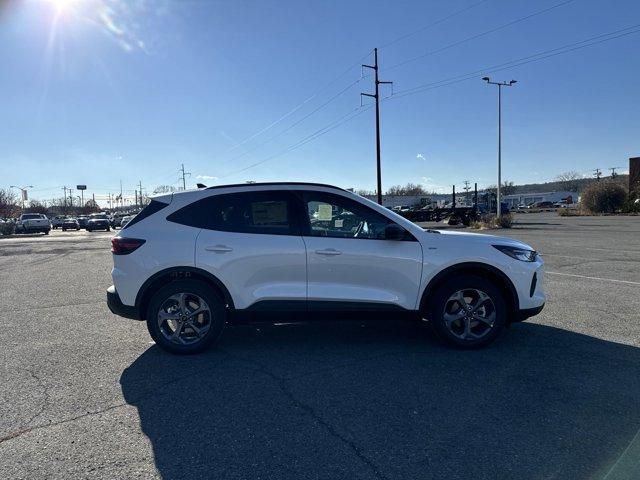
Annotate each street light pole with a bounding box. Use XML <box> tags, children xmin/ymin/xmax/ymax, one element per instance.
<box><xmin>482</xmin><ymin>77</ymin><xmax>516</xmax><ymax>218</ymax></box>
<box><xmin>10</xmin><ymin>185</ymin><xmax>34</xmax><ymax>211</ymax></box>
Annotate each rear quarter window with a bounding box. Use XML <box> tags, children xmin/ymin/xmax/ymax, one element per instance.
<box><xmin>122</xmin><ymin>200</ymin><xmax>169</xmax><ymax>229</ymax></box>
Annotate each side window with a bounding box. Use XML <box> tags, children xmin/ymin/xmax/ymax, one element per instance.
<box><xmin>168</xmin><ymin>191</ymin><xmax>298</xmax><ymax>235</ymax></box>
<box><xmin>303</xmin><ymin>192</ymin><xmax>394</xmax><ymax>240</ymax></box>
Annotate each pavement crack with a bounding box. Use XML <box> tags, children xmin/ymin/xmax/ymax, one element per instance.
<box><xmin>23</xmin><ymin>368</ymin><xmax>52</xmax><ymax>427</ymax></box>
<box><xmin>220</xmin><ymin>350</ymin><xmax>390</xmax><ymax>480</ymax></box>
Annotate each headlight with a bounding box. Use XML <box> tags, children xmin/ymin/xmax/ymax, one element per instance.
<box><xmin>493</xmin><ymin>245</ymin><xmax>537</xmax><ymax>262</ymax></box>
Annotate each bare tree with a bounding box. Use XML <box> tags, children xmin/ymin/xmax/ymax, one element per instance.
<box><xmin>153</xmin><ymin>185</ymin><xmax>177</xmax><ymax>195</ymax></box>
<box><xmin>555</xmin><ymin>171</ymin><xmax>581</xmax><ymax>192</ymax></box>
<box><xmin>25</xmin><ymin>200</ymin><xmax>47</xmax><ymax>214</ymax></box>
<box><xmin>386</xmin><ymin>183</ymin><xmax>427</xmax><ymax>196</ymax></box>
<box><xmin>485</xmin><ymin>181</ymin><xmax>516</xmax><ymax>197</ymax></box>
<box><xmin>0</xmin><ymin>188</ymin><xmax>19</xmax><ymax>218</ymax></box>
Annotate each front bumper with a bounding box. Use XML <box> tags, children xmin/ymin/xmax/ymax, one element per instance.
<box><xmin>107</xmin><ymin>285</ymin><xmax>141</xmax><ymax>320</ymax></box>
<box><xmin>513</xmin><ymin>303</ymin><xmax>545</xmax><ymax>322</ymax></box>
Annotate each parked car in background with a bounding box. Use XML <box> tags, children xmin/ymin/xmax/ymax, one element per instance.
<box><xmin>50</xmin><ymin>215</ymin><xmax>67</xmax><ymax>229</ymax></box>
<box><xmin>77</xmin><ymin>216</ymin><xmax>89</xmax><ymax>229</ymax></box>
<box><xmin>15</xmin><ymin>213</ymin><xmax>51</xmax><ymax>235</ymax></box>
<box><xmin>107</xmin><ymin>182</ymin><xmax>545</xmax><ymax>355</ymax></box>
<box><xmin>119</xmin><ymin>215</ymin><xmax>135</xmax><ymax>228</ymax></box>
<box><xmin>528</xmin><ymin>201</ymin><xmax>555</xmax><ymax>210</ymax></box>
<box><xmin>86</xmin><ymin>213</ymin><xmax>111</xmax><ymax>232</ymax></box>
<box><xmin>61</xmin><ymin>218</ymin><xmax>80</xmax><ymax>231</ymax></box>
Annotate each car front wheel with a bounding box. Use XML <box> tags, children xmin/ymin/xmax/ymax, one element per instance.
<box><xmin>426</xmin><ymin>274</ymin><xmax>506</xmax><ymax>349</ymax></box>
<box><xmin>146</xmin><ymin>280</ymin><xmax>227</xmax><ymax>355</ymax></box>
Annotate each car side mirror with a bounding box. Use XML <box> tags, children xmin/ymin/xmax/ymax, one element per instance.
<box><xmin>384</xmin><ymin>224</ymin><xmax>405</xmax><ymax>240</ymax></box>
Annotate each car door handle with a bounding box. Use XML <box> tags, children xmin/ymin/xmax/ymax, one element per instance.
<box><xmin>205</xmin><ymin>245</ymin><xmax>233</xmax><ymax>253</ymax></box>
<box><xmin>315</xmin><ymin>248</ymin><xmax>342</xmax><ymax>256</ymax></box>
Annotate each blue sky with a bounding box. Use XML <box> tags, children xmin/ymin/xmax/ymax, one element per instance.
<box><xmin>1</xmin><ymin>0</ymin><xmax>639</xmax><ymax>205</ymax></box>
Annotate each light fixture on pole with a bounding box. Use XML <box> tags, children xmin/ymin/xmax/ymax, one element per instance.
<box><xmin>482</xmin><ymin>77</ymin><xmax>517</xmax><ymax>217</ymax></box>
<box><xmin>10</xmin><ymin>185</ymin><xmax>34</xmax><ymax>211</ymax></box>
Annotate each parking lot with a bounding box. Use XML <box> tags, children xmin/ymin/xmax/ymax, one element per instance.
<box><xmin>1</xmin><ymin>212</ymin><xmax>639</xmax><ymax>480</ymax></box>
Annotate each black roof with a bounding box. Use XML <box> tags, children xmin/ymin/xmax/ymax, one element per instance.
<box><xmin>205</xmin><ymin>182</ymin><xmax>345</xmax><ymax>191</ymax></box>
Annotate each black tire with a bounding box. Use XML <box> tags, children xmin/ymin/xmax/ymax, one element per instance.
<box><xmin>146</xmin><ymin>280</ymin><xmax>226</xmax><ymax>355</ymax></box>
<box><xmin>106</xmin><ymin>227</ymin><xmax>111</xmax><ymax>231</ymax></box>
<box><xmin>62</xmin><ymin>228</ymin><xmax>66</xmax><ymax>232</ymax></box>
<box><xmin>425</xmin><ymin>274</ymin><xmax>506</xmax><ymax>349</ymax></box>
<box><xmin>44</xmin><ymin>230</ymin><xmax>50</xmax><ymax>235</ymax></box>
<box><xmin>86</xmin><ymin>227</ymin><xmax>92</xmax><ymax>232</ymax></box>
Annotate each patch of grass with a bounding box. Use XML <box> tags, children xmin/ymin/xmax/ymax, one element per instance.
<box><xmin>470</xmin><ymin>213</ymin><xmax>513</xmax><ymax>230</ymax></box>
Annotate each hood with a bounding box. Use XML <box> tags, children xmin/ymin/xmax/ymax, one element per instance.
<box><xmin>425</xmin><ymin>229</ymin><xmax>533</xmax><ymax>250</ymax></box>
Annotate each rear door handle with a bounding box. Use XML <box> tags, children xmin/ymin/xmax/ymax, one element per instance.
<box><xmin>205</xmin><ymin>245</ymin><xmax>233</xmax><ymax>253</ymax></box>
<box><xmin>315</xmin><ymin>248</ymin><xmax>342</xmax><ymax>256</ymax></box>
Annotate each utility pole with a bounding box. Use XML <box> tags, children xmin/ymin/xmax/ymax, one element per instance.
<box><xmin>361</xmin><ymin>48</ymin><xmax>393</xmax><ymax>205</ymax></box>
<box><xmin>62</xmin><ymin>186</ymin><xmax>70</xmax><ymax>209</ymax></box>
<box><xmin>180</xmin><ymin>163</ymin><xmax>191</xmax><ymax>191</ymax></box>
<box><xmin>463</xmin><ymin>180</ymin><xmax>471</xmax><ymax>203</ymax></box>
<box><xmin>609</xmin><ymin>167</ymin><xmax>620</xmax><ymax>178</ymax></box>
<box><xmin>482</xmin><ymin>77</ymin><xmax>517</xmax><ymax>217</ymax></box>
<box><xmin>138</xmin><ymin>180</ymin><xmax>143</xmax><ymax>208</ymax></box>
<box><xmin>594</xmin><ymin>168</ymin><xmax>602</xmax><ymax>180</ymax></box>
<box><xmin>120</xmin><ymin>180</ymin><xmax>123</xmax><ymax>209</ymax></box>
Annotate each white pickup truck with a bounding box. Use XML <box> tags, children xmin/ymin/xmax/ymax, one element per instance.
<box><xmin>16</xmin><ymin>213</ymin><xmax>51</xmax><ymax>235</ymax></box>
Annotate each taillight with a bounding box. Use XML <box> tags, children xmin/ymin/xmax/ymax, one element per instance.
<box><xmin>111</xmin><ymin>237</ymin><xmax>146</xmax><ymax>255</ymax></box>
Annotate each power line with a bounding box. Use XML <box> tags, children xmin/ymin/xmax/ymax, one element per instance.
<box><xmin>223</xmin><ymin>50</ymin><xmax>374</xmax><ymax>155</ymax></box>
<box><xmin>383</xmin><ymin>0</ymin><xmax>577</xmax><ymax>72</ymax></box>
<box><xmin>378</xmin><ymin>0</ymin><xmax>492</xmax><ymax>50</ymax></box>
<box><xmin>218</xmin><ymin>105</ymin><xmax>373</xmax><ymax>180</ymax></box>
<box><xmin>388</xmin><ymin>24</ymin><xmax>640</xmax><ymax>100</ymax></box>
<box><xmin>216</xmin><ymin>76</ymin><xmax>366</xmax><ymax>168</ymax></box>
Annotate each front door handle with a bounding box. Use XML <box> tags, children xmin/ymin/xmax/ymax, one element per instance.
<box><xmin>315</xmin><ymin>248</ymin><xmax>342</xmax><ymax>256</ymax></box>
<box><xmin>205</xmin><ymin>245</ymin><xmax>233</xmax><ymax>253</ymax></box>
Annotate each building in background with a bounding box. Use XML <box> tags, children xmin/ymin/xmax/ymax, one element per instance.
<box><xmin>502</xmin><ymin>191</ymin><xmax>577</xmax><ymax>208</ymax></box>
<box><xmin>630</xmin><ymin>157</ymin><xmax>640</xmax><ymax>200</ymax></box>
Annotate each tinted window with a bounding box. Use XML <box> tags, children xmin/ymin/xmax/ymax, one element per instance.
<box><xmin>302</xmin><ymin>192</ymin><xmax>400</xmax><ymax>240</ymax></box>
<box><xmin>168</xmin><ymin>191</ymin><xmax>298</xmax><ymax>235</ymax></box>
<box><xmin>123</xmin><ymin>200</ymin><xmax>168</xmax><ymax>229</ymax></box>
<box><xmin>22</xmin><ymin>214</ymin><xmax>44</xmax><ymax>220</ymax></box>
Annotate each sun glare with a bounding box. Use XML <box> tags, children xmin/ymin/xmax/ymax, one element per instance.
<box><xmin>45</xmin><ymin>0</ymin><xmax>81</xmax><ymax>13</ymax></box>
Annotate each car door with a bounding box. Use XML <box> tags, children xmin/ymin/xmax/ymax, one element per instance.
<box><xmin>298</xmin><ymin>190</ymin><xmax>423</xmax><ymax>310</ymax></box>
<box><xmin>194</xmin><ymin>190</ymin><xmax>307</xmax><ymax>310</ymax></box>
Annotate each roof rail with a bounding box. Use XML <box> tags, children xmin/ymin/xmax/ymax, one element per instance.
<box><xmin>205</xmin><ymin>182</ymin><xmax>345</xmax><ymax>191</ymax></box>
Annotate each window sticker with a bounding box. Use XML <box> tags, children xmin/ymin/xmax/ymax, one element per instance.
<box><xmin>317</xmin><ymin>204</ymin><xmax>333</xmax><ymax>221</ymax></box>
<box><xmin>334</xmin><ymin>219</ymin><xmax>344</xmax><ymax>228</ymax></box>
<box><xmin>251</xmin><ymin>201</ymin><xmax>287</xmax><ymax>225</ymax></box>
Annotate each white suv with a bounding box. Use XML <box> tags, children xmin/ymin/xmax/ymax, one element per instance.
<box><xmin>107</xmin><ymin>183</ymin><xmax>545</xmax><ymax>354</ymax></box>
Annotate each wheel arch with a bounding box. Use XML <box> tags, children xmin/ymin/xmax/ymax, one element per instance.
<box><xmin>420</xmin><ymin>262</ymin><xmax>519</xmax><ymax>319</ymax></box>
<box><xmin>135</xmin><ymin>267</ymin><xmax>234</xmax><ymax>320</ymax></box>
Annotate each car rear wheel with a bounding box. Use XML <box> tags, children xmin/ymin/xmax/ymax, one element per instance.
<box><xmin>146</xmin><ymin>280</ymin><xmax>226</xmax><ymax>354</ymax></box>
<box><xmin>426</xmin><ymin>274</ymin><xmax>506</xmax><ymax>349</ymax></box>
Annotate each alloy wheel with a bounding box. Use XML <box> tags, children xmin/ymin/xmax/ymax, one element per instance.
<box><xmin>157</xmin><ymin>292</ymin><xmax>212</xmax><ymax>345</ymax></box>
<box><xmin>442</xmin><ymin>288</ymin><xmax>496</xmax><ymax>340</ymax></box>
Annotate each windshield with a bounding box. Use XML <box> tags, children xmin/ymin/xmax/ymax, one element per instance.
<box><xmin>22</xmin><ymin>214</ymin><xmax>44</xmax><ymax>220</ymax></box>
<box><xmin>91</xmin><ymin>214</ymin><xmax>108</xmax><ymax>219</ymax></box>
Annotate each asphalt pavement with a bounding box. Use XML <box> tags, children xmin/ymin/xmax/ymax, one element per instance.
<box><xmin>1</xmin><ymin>213</ymin><xmax>639</xmax><ymax>480</ymax></box>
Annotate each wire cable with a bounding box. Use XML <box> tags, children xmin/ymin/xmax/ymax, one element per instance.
<box><xmin>378</xmin><ymin>0</ymin><xmax>492</xmax><ymax>50</ymax></box>
<box><xmin>218</xmin><ymin>105</ymin><xmax>374</xmax><ymax>179</ymax></box>
<box><xmin>388</xmin><ymin>24</ymin><xmax>640</xmax><ymax>100</ymax></box>
<box><xmin>222</xmin><ymin>50</ymin><xmax>374</xmax><ymax>155</ymax></box>
<box><xmin>383</xmin><ymin>0</ymin><xmax>577</xmax><ymax>72</ymax></box>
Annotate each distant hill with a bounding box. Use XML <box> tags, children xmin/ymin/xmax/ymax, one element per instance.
<box><xmin>512</xmin><ymin>174</ymin><xmax>629</xmax><ymax>195</ymax></box>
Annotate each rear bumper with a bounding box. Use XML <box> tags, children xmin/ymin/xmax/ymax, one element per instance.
<box><xmin>107</xmin><ymin>285</ymin><xmax>141</xmax><ymax>320</ymax></box>
<box><xmin>513</xmin><ymin>303</ymin><xmax>545</xmax><ymax>323</ymax></box>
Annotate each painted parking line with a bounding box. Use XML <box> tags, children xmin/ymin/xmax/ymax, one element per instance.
<box><xmin>546</xmin><ymin>271</ymin><xmax>640</xmax><ymax>286</ymax></box>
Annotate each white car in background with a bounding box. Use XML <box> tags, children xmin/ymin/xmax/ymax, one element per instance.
<box><xmin>107</xmin><ymin>182</ymin><xmax>545</xmax><ymax>354</ymax></box>
<box><xmin>119</xmin><ymin>215</ymin><xmax>135</xmax><ymax>229</ymax></box>
<box><xmin>16</xmin><ymin>213</ymin><xmax>51</xmax><ymax>235</ymax></box>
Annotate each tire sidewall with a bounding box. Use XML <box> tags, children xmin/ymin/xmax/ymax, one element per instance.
<box><xmin>146</xmin><ymin>280</ymin><xmax>226</xmax><ymax>355</ymax></box>
<box><xmin>427</xmin><ymin>274</ymin><xmax>506</xmax><ymax>349</ymax></box>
